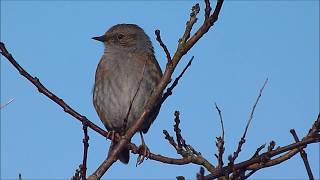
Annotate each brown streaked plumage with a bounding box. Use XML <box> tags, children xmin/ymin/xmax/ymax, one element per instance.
<box><xmin>92</xmin><ymin>24</ymin><xmax>162</xmax><ymax>164</ymax></box>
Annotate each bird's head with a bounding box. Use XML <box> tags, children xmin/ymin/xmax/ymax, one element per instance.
<box><xmin>92</xmin><ymin>24</ymin><xmax>153</xmax><ymax>53</ymax></box>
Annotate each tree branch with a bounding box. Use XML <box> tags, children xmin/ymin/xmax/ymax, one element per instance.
<box><xmin>155</xmin><ymin>29</ymin><xmax>171</xmax><ymax>62</ymax></box>
<box><xmin>290</xmin><ymin>129</ymin><xmax>314</xmax><ymax>180</ymax></box>
<box><xmin>229</xmin><ymin>78</ymin><xmax>268</xmax><ymax>164</ymax></box>
<box><xmin>204</xmin><ymin>114</ymin><xmax>320</xmax><ymax>179</ymax></box>
<box><xmin>81</xmin><ymin>121</ymin><xmax>90</xmax><ymax>180</ymax></box>
<box><xmin>214</xmin><ymin>103</ymin><xmax>225</xmax><ymax>169</ymax></box>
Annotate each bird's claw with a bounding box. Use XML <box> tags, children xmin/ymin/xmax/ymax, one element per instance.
<box><xmin>136</xmin><ymin>144</ymin><xmax>150</xmax><ymax>166</ymax></box>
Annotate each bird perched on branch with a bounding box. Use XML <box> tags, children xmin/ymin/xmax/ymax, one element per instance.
<box><xmin>92</xmin><ymin>24</ymin><xmax>162</xmax><ymax>164</ymax></box>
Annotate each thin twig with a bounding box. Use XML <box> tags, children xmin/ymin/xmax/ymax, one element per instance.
<box><xmin>230</xmin><ymin>78</ymin><xmax>268</xmax><ymax>164</ymax></box>
<box><xmin>163</xmin><ymin>111</ymin><xmax>217</xmax><ymax>174</ymax></box>
<box><xmin>250</xmin><ymin>144</ymin><xmax>266</xmax><ymax>158</ymax></box>
<box><xmin>214</xmin><ymin>103</ymin><xmax>224</xmax><ymax>139</ymax></box>
<box><xmin>174</xmin><ymin>111</ymin><xmax>184</xmax><ymax>149</ymax></box>
<box><xmin>267</xmin><ymin>141</ymin><xmax>275</xmax><ymax>152</ymax></box>
<box><xmin>163</xmin><ymin>130</ymin><xmax>178</xmax><ymax>151</ymax></box>
<box><xmin>214</xmin><ymin>103</ymin><xmax>225</xmax><ymax>168</ymax></box>
<box><xmin>244</xmin><ymin>78</ymin><xmax>268</xmax><ymax>138</ymax></box>
<box><xmin>180</xmin><ymin>4</ymin><xmax>200</xmax><ymax>43</ymax></box>
<box><xmin>81</xmin><ymin>120</ymin><xmax>89</xmax><ymax>180</ymax></box>
<box><xmin>204</xmin><ymin>0</ymin><xmax>212</xmax><ymax>20</ymax></box>
<box><xmin>290</xmin><ymin>129</ymin><xmax>314</xmax><ymax>180</ymax></box>
<box><xmin>0</xmin><ymin>98</ymin><xmax>14</xmax><ymax>109</ymax></box>
<box><xmin>155</xmin><ymin>29</ymin><xmax>171</xmax><ymax>62</ymax></box>
<box><xmin>161</xmin><ymin>56</ymin><xmax>193</xmax><ymax>103</ymax></box>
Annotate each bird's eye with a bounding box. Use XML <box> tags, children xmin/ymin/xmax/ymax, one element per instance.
<box><xmin>117</xmin><ymin>34</ymin><xmax>125</xmax><ymax>40</ymax></box>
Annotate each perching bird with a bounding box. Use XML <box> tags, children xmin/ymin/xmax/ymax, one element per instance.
<box><xmin>92</xmin><ymin>24</ymin><xmax>162</xmax><ymax>164</ymax></box>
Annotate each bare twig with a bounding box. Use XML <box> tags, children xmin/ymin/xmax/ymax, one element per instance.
<box><xmin>244</xmin><ymin>78</ymin><xmax>268</xmax><ymax>138</ymax></box>
<box><xmin>174</xmin><ymin>111</ymin><xmax>184</xmax><ymax>149</ymax></box>
<box><xmin>81</xmin><ymin>120</ymin><xmax>90</xmax><ymax>180</ymax></box>
<box><xmin>267</xmin><ymin>141</ymin><xmax>276</xmax><ymax>152</ymax></box>
<box><xmin>180</xmin><ymin>3</ymin><xmax>200</xmax><ymax>43</ymax></box>
<box><xmin>290</xmin><ymin>129</ymin><xmax>314</xmax><ymax>180</ymax></box>
<box><xmin>214</xmin><ymin>103</ymin><xmax>224</xmax><ymax>139</ymax></box>
<box><xmin>214</xmin><ymin>103</ymin><xmax>225</xmax><ymax>168</ymax></box>
<box><xmin>164</xmin><ymin>111</ymin><xmax>217</xmax><ymax>173</ymax></box>
<box><xmin>161</xmin><ymin>56</ymin><xmax>193</xmax><ymax>103</ymax></box>
<box><xmin>229</xmin><ymin>78</ymin><xmax>268</xmax><ymax>164</ymax></box>
<box><xmin>251</xmin><ymin>144</ymin><xmax>266</xmax><ymax>158</ymax></box>
<box><xmin>73</xmin><ymin>125</ymin><xmax>90</xmax><ymax>180</ymax></box>
<box><xmin>163</xmin><ymin>129</ymin><xmax>178</xmax><ymax>151</ymax></box>
<box><xmin>163</xmin><ymin>111</ymin><xmax>188</xmax><ymax>156</ymax></box>
<box><xmin>204</xmin><ymin>0</ymin><xmax>212</xmax><ymax>20</ymax></box>
<box><xmin>155</xmin><ymin>29</ymin><xmax>171</xmax><ymax>62</ymax></box>
<box><xmin>307</xmin><ymin>114</ymin><xmax>320</xmax><ymax>137</ymax></box>
<box><xmin>0</xmin><ymin>98</ymin><xmax>14</xmax><ymax>109</ymax></box>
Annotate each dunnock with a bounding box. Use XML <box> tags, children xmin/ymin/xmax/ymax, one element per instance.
<box><xmin>92</xmin><ymin>24</ymin><xmax>162</xmax><ymax>164</ymax></box>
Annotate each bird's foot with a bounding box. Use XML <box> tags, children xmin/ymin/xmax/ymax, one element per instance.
<box><xmin>136</xmin><ymin>131</ymin><xmax>150</xmax><ymax>166</ymax></box>
<box><xmin>136</xmin><ymin>143</ymin><xmax>150</xmax><ymax>166</ymax></box>
<box><xmin>106</xmin><ymin>130</ymin><xmax>116</xmax><ymax>142</ymax></box>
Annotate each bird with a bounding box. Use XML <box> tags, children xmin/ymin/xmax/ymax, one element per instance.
<box><xmin>92</xmin><ymin>24</ymin><xmax>162</xmax><ymax>164</ymax></box>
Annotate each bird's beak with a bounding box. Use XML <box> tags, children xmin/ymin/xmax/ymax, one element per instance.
<box><xmin>92</xmin><ymin>35</ymin><xmax>106</xmax><ymax>42</ymax></box>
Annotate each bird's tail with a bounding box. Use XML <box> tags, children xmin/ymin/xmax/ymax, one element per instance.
<box><xmin>108</xmin><ymin>141</ymin><xmax>130</xmax><ymax>164</ymax></box>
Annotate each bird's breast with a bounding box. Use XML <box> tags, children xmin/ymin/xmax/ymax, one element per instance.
<box><xmin>93</xmin><ymin>52</ymin><xmax>159</xmax><ymax>132</ymax></box>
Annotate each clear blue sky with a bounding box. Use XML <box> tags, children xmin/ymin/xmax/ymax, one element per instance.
<box><xmin>1</xmin><ymin>1</ymin><xmax>319</xmax><ymax>179</ymax></box>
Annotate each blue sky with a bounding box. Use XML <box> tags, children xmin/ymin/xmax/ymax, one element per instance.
<box><xmin>1</xmin><ymin>1</ymin><xmax>319</xmax><ymax>179</ymax></box>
